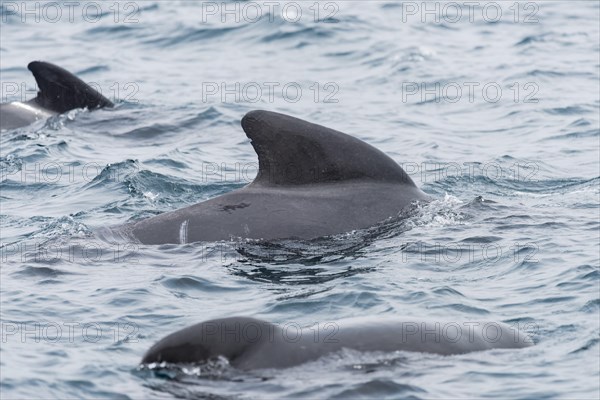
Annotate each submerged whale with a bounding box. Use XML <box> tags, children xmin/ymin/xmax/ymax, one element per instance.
<box><xmin>0</xmin><ymin>61</ymin><xmax>113</xmax><ymax>130</ymax></box>
<box><xmin>141</xmin><ymin>316</ymin><xmax>533</xmax><ymax>370</ymax></box>
<box><xmin>121</xmin><ymin>110</ymin><xmax>430</xmax><ymax>244</ymax></box>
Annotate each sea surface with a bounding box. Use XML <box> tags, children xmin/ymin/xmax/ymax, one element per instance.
<box><xmin>1</xmin><ymin>1</ymin><xmax>599</xmax><ymax>399</ymax></box>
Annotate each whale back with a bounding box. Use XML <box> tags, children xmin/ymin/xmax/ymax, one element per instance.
<box><xmin>28</xmin><ymin>61</ymin><xmax>113</xmax><ymax>113</ymax></box>
<box><xmin>141</xmin><ymin>317</ymin><xmax>275</xmax><ymax>365</ymax></box>
<box><xmin>141</xmin><ymin>316</ymin><xmax>534</xmax><ymax>370</ymax></box>
<box><xmin>241</xmin><ymin>110</ymin><xmax>415</xmax><ymax>186</ymax></box>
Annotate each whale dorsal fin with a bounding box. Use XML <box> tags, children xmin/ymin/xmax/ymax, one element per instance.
<box><xmin>28</xmin><ymin>61</ymin><xmax>113</xmax><ymax>113</ymax></box>
<box><xmin>241</xmin><ymin>110</ymin><xmax>415</xmax><ymax>186</ymax></box>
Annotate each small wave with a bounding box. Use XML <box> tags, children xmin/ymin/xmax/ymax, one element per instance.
<box><xmin>143</xmin><ymin>25</ymin><xmax>242</xmax><ymax>48</ymax></box>
<box><xmin>10</xmin><ymin>265</ymin><xmax>74</xmax><ymax>278</ymax></box>
<box><xmin>261</xmin><ymin>25</ymin><xmax>334</xmax><ymax>43</ymax></box>
<box><xmin>85</xmin><ymin>160</ymin><xmax>243</xmax><ymax>211</ymax></box>
<box><xmin>230</xmin><ymin>263</ymin><xmax>374</xmax><ymax>286</ymax></box>
<box><xmin>540</xmin><ymin>128</ymin><xmax>599</xmax><ymax>141</ymax></box>
<box><xmin>84</xmin><ymin>160</ymin><xmax>139</xmax><ymax>189</ymax></box>
<box><xmin>75</xmin><ymin>65</ymin><xmax>111</xmax><ymax>76</ymax></box>
<box><xmin>580</xmin><ymin>299</ymin><xmax>600</xmax><ymax>314</ymax></box>
<box><xmin>405</xmin><ymin>194</ymin><xmax>466</xmax><ymax>228</ymax></box>
<box><xmin>543</xmin><ymin>105</ymin><xmax>590</xmax><ymax>116</ymax></box>
<box><xmin>26</xmin><ymin>216</ymin><xmax>92</xmax><ymax>242</ymax></box>
<box><xmin>427</xmin><ymin>303</ymin><xmax>490</xmax><ymax>315</ymax></box>
<box><xmin>508</xmin><ymin>177</ymin><xmax>599</xmax><ymax>196</ymax></box>
<box><xmin>137</xmin><ymin>356</ymin><xmax>235</xmax><ymax>380</ymax></box>
<box><xmin>569</xmin><ymin>337</ymin><xmax>599</xmax><ymax>354</ymax></box>
<box><xmin>160</xmin><ymin>275</ymin><xmax>240</xmax><ymax>294</ymax></box>
<box><xmin>432</xmin><ymin>286</ymin><xmax>465</xmax><ymax>297</ymax></box>
<box><xmin>84</xmin><ymin>25</ymin><xmax>142</xmax><ymax>38</ymax></box>
<box><xmin>334</xmin><ymin>378</ymin><xmax>426</xmax><ymax>399</ymax></box>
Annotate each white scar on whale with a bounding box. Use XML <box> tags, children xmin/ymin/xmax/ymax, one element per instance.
<box><xmin>179</xmin><ymin>220</ymin><xmax>189</xmax><ymax>244</ymax></box>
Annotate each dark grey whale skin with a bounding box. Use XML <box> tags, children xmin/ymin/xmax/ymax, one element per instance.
<box><xmin>125</xmin><ymin>110</ymin><xmax>430</xmax><ymax>244</ymax></box>
<box><xmin>141</xmin><ymin>317</ymin><xmax>533</xmax><ymax>370</ymax></box>
<box><xmin>0</xmin><ymin>61</ymin><xmax>113</xmax><ymax>130</ymax></box>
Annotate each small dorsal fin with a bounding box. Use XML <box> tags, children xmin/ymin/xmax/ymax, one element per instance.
<box><xmin>28</xmin><ymin>61</ymin><xmax>113</xmax><ymax>113</ymax></box>
<box><xmin>241</xmin><ymin>110</ymin><xmax>415</xmax><ymax>186</ymax></box>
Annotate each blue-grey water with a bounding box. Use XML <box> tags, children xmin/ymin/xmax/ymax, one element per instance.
<box><xmin>1</xmin><ymin>1</ymin><xmax>599</xmax><ymax>399</ymax></box>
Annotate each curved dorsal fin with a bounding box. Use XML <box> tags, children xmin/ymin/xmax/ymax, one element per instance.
<box><xmin>241</xmin><ymin>110</ymin><xmax>415</xmax><ymax>186</ymax></box>
<box><xmin>28</xmin><ymin>61</ymin><xmax>113</xmax><ymax>113</ymax></box>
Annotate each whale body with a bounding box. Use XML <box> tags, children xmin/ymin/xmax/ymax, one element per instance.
<box><xmin>121</xmin><ymin>110</ymin><xmax>430</xmax><ymax>244</ymax></box>
<box><xmin>141</xmin><ymin>316</ymin><xmax>533</xmax><ymax>370</ymax></box>
<box><xmin>0</xmin><ymin>61</ymin><xmax>113</xmax><ymax>130</ymax></box>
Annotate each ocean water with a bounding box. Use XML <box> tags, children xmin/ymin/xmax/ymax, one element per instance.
<box><xmin>1</xmin><ymin>1</ymin><xmax>599</xmax><ymax>399</ymax></box>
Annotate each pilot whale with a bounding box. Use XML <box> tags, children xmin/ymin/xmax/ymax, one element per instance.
<box><xmin>0</xmin><ymin>61</ymin><xmax>113</xmax><ymax>130</ymax></box>
<box><xmin>141</xmin><ymin>316</ymin><xmax>533</xmax><ymax>370</ymax></box>
<box><xmin>121</xmin><ymin>110</ymin><xmax>430</xmax><ymax>244</ymax></box>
